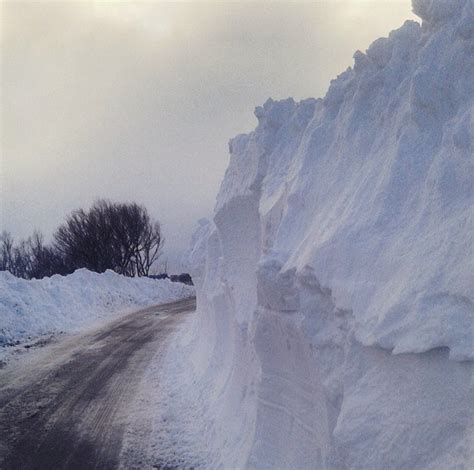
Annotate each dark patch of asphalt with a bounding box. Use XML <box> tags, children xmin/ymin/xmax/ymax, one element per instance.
<box><xmin>0</xmin><ymin>297</ymin><xmax>196</xmax><ymax>470</ymax></box>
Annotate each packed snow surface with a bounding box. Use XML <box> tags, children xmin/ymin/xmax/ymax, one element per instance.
<box><xmin>0</xmin><ymin>269</ymin><xmax>194</xmax><ymax>351</ymax></box>
<box><xmin>162</xmin><ymin>1</ymin><xmax>473</xmax><ymax>468</ymax></box>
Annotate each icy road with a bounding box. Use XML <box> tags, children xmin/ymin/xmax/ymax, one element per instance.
<box><xmin>0</xmin><ymin>297</ymin><xmax>196</xmax><ymax>470</ymax></box>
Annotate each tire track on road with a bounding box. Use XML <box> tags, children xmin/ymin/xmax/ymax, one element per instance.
<box><xmin>0</xmin><ymin>297</ymin><xmax>195</xmax><ymax>470</ymax></box>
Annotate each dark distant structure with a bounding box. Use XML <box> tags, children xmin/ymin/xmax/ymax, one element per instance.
<box><xmin>149</xmin><ymin>273</ymin><xmax>193</xmax><ymax>286</ymax></box>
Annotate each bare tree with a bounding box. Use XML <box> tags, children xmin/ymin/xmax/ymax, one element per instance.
<box><xmin>0</xmin><ymin>230</ymin><xmax>64</xmax><ymax>279</ymax></box>
<box><xmin>0</xmin><ymin>231</ymin><xmax>15</xmax><ymax>273</ymax></box>
<box><xmin>27</xmin><ymin>231</ymin><xmax>66</xmax><ymax>279</ymax></box>
<box><xmin>54</xmin><ymin>200</ymin><xmax>163</xmax><ymax>277</ymax></box>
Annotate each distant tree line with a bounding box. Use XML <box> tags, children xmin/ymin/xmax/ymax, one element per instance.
<box><xmin>1</xmin><ymin>200</ymin><xmax>164</xmax><ymax>279</ymax></box>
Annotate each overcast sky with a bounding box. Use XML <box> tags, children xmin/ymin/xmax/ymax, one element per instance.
<box><xmin>1</xmin><ymin>0</ymin><xmax>416</xmax><ymax>271</ymax></box>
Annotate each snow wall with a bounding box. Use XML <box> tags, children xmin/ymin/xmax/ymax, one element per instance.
<box><xmin>0</xmin><ymin>269</ymin><xmax>194</xmax><ymax>348</ymax></box>
<box><xmin>181</xmin><ymin>1</ymin><xmax>474</xmax><ymax>468</ymax></box>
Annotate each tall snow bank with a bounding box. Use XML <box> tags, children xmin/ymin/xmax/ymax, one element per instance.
<box><xmin>0</xmin><ymin>269</ymin><xmax>194</xmax><ymax>348</ymax></box>
<box><xmin>175</xmin><ymin>0</ymin><xmax>474</xmax><ymax>468</ymax></box>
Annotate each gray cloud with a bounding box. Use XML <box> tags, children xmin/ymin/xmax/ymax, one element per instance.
<box><xmin>1</xmin><ymin>1</ymin><xmax>415</xmax><ymax>271</ymax></box>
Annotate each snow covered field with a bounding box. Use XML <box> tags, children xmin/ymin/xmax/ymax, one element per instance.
<box><xmin>0</xmin><ymin>269</ymin><xmax>194</xmax><ymax>355</ymax></box>
<box><xmin>156</xmin><ymin>1</ymin><xmax>474</xmax><ymax>468</ymax></box>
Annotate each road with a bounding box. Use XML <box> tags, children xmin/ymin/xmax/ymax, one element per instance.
<box><xmin>0</xmin><ymin>297</ymin><xmax>196</xmax><ymax>470</ymax></box>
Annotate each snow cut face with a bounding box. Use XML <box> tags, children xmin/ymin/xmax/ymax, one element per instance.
<box><xmin>206</xmin><ymin>0</ymin><xmax>474</xmax><ymax>361</ymax></box>
<box><xmin>178</xmin><ymin>0</ymin><xmax>474</xmax><ymax>468</ymax></box>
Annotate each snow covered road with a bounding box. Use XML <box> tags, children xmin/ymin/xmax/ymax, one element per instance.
<box><xmin>0</xmin><ymin>297</ymin><xmax>196</xmax><ymax>470</ymax></box>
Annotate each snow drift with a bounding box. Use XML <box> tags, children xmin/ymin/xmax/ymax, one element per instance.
<box><xmin>0</xmin><ymin>269</ymin><xmax>194</xmax><ymax>350</ymax></box>
<box><xmin>167</xmin><ymin>1</ymin><xmax>473</xmax><ymax>468</ymax></box>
